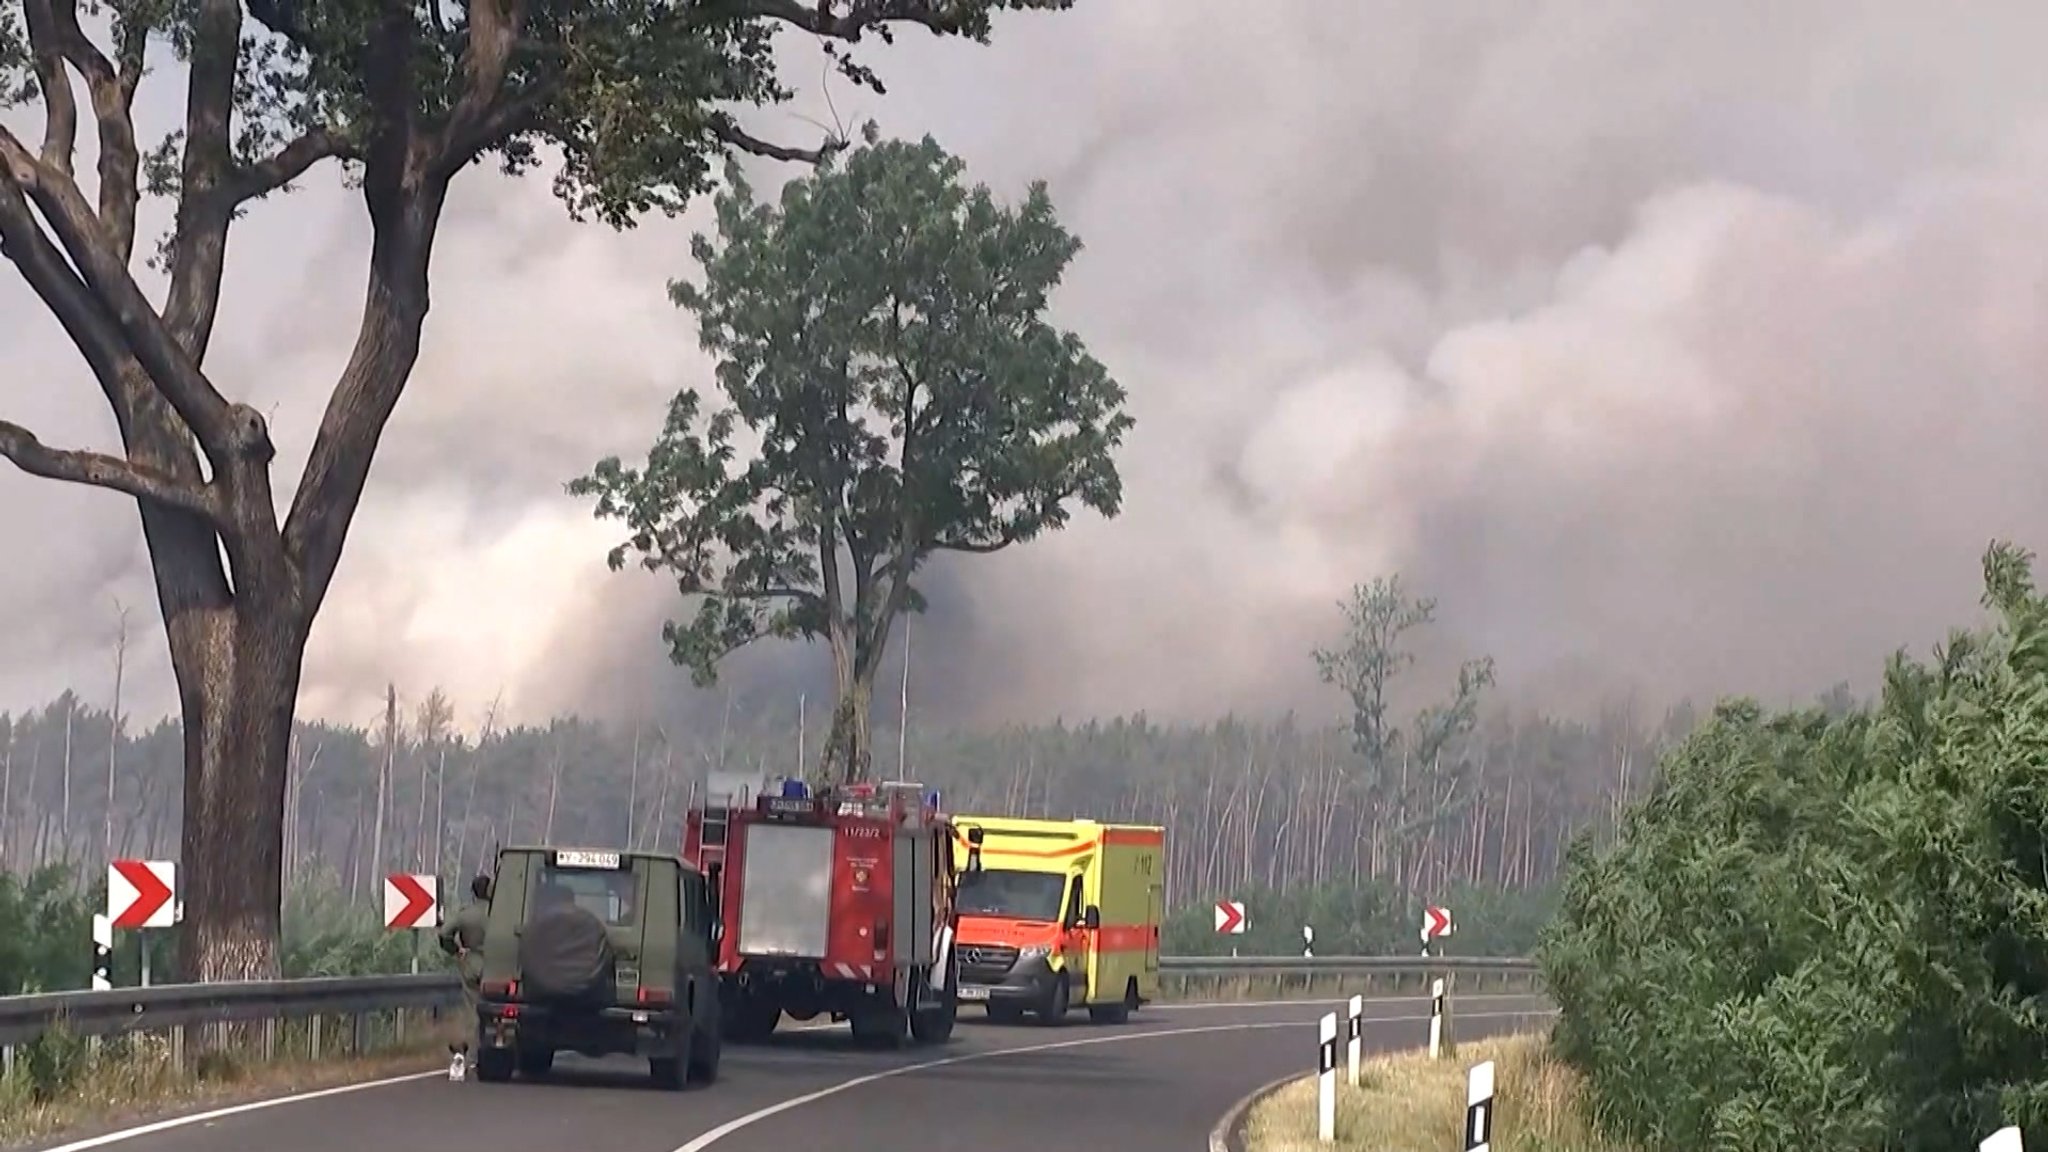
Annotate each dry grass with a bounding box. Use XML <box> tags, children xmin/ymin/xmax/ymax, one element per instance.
<box><xmin>1243</xmin><ymin>1032</ymin><xmax>1633</xmax><ymax>1152</ymax></box>
<box><xmin>0</xmin><ymin>1016</ymin><xmax>466</xmax><ymax>1149</ymax></box>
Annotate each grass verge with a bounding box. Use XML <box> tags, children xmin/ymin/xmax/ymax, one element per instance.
<box><xmin>0</xmin><ymin>1016</ymin><xmax>464</xmax><ymax>1149</ymax></box>
<box><xmin>1243</xmin><ymin>1031</ymin><xmax>1631</xmax><ymax>1152</ymax></box>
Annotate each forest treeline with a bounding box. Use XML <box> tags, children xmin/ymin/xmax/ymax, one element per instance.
<box><xmin>0</xmin><ymin>686</ymin><xmax>1684</xmax><ymax>922</ymax></box>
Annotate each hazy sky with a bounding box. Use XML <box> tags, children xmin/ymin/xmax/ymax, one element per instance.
<box><xmin>6</xmin><ymin>2</ymin><xmax>2048</xmax><ymax>734</ymax></box>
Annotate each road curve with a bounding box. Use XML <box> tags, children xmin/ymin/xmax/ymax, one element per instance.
<box><xmin>31</xmin><ymin>994</ymin><xmax>1553</xmax><ymax>1152</ymax></box>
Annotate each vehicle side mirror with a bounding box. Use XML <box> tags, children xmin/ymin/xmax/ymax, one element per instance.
<box><xmin>1082</xmin><ymin>905</ymin><xmax>1101</xmax><ymax>931</ymax></box>
<box><xmin>963</xmin><ymin>829</ymin><xmax>984</xmax><ymax>872</ymax></box>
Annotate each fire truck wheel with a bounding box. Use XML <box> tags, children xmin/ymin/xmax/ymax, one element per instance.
<box><xmin>723</xmin><ymin>996</ymin><xmax>779</xmax><ymax>1043</ymax></box>
<box><xmin>850</xmin><ymin>1004</ymin><xmax>909</xmax><ymax>1048</ymax></box>
<box><xmin>909</xmin><ymin>984</ymin><xmax>957</xmax><ymax>1044</ymax></box>
<box><xmin>987</xmin><ymin>1004</ymin><xmax>1025</xmax><ymax>1025</ymax></box>
<box><xmin>516</xmin><ymin>1047</ymin><xmax>556</xmax><ymax>1076</ymax></box>
<box><xmin>1034</xmin><ymin>973</ymin><xmax>1070</xmax><ymax>1026</ymax></box>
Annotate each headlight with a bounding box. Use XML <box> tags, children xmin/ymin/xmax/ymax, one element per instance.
<box><xmin>1017</xmin><ymin>944</ymin><xmax>1050</xmax><ymax>961</ymax></box>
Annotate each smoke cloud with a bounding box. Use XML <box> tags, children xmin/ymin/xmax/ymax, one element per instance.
<box><xmin>6</xmin><ymin>1</ymin><xmax>2048</xmax><ymax>733</ymax></box>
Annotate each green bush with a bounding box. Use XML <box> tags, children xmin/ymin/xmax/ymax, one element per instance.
<box><xmin>1540</xmin><ymin>541</ymin><xmax>2048</xmax><ymax>1151</ymax></box>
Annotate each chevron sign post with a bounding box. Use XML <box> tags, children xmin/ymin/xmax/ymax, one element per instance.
<box><xmin>384</xmin><ymin>874</ymin><xmax>440</xmax><ymax>975</ymax></box>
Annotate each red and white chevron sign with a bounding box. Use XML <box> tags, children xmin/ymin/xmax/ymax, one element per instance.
<box><xmin>1214</xmin><ymin>900</ymin><xmax>1247</xmax><ymax>935</ymax></box>
<box><xmin>1421</xmin><ymin>905</ymin><xmax>1453</xmax><ymax>942</ymax></box>
<box><xmin>383</xmin><ymin>873</ymin><xmax>440</xmax><ymax>930</ymax></box>
<box><xmin>107</xmin><ymin>859</ymin><xmax>176</xmax><ymax>930</ymax></box>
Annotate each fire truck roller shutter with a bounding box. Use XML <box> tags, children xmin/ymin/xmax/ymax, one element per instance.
<box><xmin>738</xmin><ymin>822</ymin><xmax>834</xmax><ymax>958</ymax></box>
<box><xmin>892</xmin><ymin>831</ymin><xmax>936</xmax><ymax>966</ymax></box>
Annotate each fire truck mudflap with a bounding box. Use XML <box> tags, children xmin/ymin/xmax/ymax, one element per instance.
<box><xmin>684</xmin><ymin>777</ymin><xmax>962</xmax><ymax>1049</ymax></box>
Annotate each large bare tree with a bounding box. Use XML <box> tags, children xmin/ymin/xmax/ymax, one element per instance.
<box><xmin>0</xmin><ymin>0</ymin><xmax>1073</xmax><ymax>980</ymax></box>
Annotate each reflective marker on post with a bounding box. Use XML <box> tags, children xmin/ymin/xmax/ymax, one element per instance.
<box><xmin>1317</xmin><ymin>1011</ymin><xmax>1338</xmax><ymax>1144</ymax></box>
<box><xmin>91</xmin><ymin>914</ymin><xmax>112</xmax><ymax>991</ymax></box>
<box><xmin>1465</xmin><ymin>1059</ymin><xmax>1494</xmax><ymax>1152</ymax></box>
<box><xmin>1345</xmin><ymin>993</ymin><xmax>1363</xmax><ymax>1087</ymax></box>
<box><xmin>1981</xmin><ymin>1127</ymin><xmax>2022</xmax><ymax>1152</ymax></box>
<box><xmin>1429</xmin><ymin>977</ymin><xmax>1446</xmax><ymax>1059</ymax></box>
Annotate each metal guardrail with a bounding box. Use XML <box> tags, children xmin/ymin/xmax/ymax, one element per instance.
<box><xmin>0</xmin><ymin>956</ymin><xmax>1542</xmax><ymax>1067</ymax></box>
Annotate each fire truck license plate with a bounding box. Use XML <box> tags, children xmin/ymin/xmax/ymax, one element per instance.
<box><xmin>957</xmin><ymin>985</ymin><xmax>990</xmax><ymax>1001</ymax></box>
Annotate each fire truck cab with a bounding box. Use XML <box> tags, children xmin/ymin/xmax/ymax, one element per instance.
<box><xmin>683</xmin><ymin>774</ymin><xmax>961</xmax><ymax>1048</ymax></box>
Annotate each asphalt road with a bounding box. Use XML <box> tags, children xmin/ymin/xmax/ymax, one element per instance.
<box><xmin>33</xmin><ymin>994</ymin><xmax>1553</xmax><ymax>1152</ymax></box>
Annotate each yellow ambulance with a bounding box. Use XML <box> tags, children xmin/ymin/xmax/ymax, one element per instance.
<box><xmin>948</xmin><ymin>815</ymin><xmax>1165</xmax><ymax>1024</ymax></box>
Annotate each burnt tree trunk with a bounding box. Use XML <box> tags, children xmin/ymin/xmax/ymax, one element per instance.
<box><xmin>171</xmin><ymin>595</ymin><xmax>307</xmax><ymax>980</ymax></box>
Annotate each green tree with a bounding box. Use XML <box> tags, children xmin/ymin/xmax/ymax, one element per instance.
<box><xmin>0</xmin><ymin>0</ymin><xmax>1074</xmax><ymax>979</ymax></box>
<box><xmin>572</xmin><ymin>132</ymin><xmax>1131</xmax><ymax>782</ymax></box>
<box><xmin>1313</xmin><ymin>575</ymin><xmax>1495</xmax><ymax>891</ymax></box>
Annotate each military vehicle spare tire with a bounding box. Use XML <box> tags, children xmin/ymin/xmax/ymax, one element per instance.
<box><xmin>517</xmin><ymin>900</ymin><xmax>617</xmax><ymax>1004</ymax></box>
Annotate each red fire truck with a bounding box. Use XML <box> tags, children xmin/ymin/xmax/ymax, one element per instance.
<box><xmin>682</xmin><ymin>777</ymin><xmax>962</xmax><ymax>1048</ymax></box>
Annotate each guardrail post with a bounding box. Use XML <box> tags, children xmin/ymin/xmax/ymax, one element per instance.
<box><xmin>171</xmin><ymin>1025</ymin><xmax>185</xmax><ymax>1073</ymax></box>
<box><xmin>310</xmin><ymin>1014</ymin><xmax>323</xmax><ymax>1060</ymax></box>
<box><xmin>2</xmin><ymin>1042</ymin><xmax>13</xmax><ymax>1082</ymax></box>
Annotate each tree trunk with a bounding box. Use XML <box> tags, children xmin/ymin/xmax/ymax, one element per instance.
<box><xmin>171</xmin><ymin>599</ymin><xmax>306</xmax><ymax>982</ymax></box>
<box><xmin>820</xmin><ymin>671</ymin><xmax>876</xmax><ymax>783</ymax></box>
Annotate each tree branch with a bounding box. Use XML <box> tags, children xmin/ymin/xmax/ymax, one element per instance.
<box><xmin>686</xmin><ymin>0</ymin><xmax>976</xmax><ymax>39</ymax></box>
<box><xmin>21</xmin><ymin>0</ymin><xmax>79</xmax><ymax>178</ymax></box>
<box><xmin>0</xmin><ymin>419</ymin><xmax>223</xmax><ymax>522</ymax></box>
<box><xmin>159</xmin><ymin>0</ymin><xmax>249</xmax><ymax>360</ymax></box>
<box><xmin>0</xmin><ymin>128</ymin><xmax>235</xmax><ymax>456</ymax></box>
<box><xmin>24</xmin><ymin>0</ymin><xmax>146</xmax><ymax>262</ymax></box>
<box><xmin>709</xmin><ymin>115</ymin><xmax>844</xmax><ymax>164</ymax></box>
<box><xmin>229</xmin><ymin>128</ymin><xmax>361</xmax><ymax>204</ymax></box>
<box><xmin>436</xmin><ymin>0</ymin><xmax>530</xmax><ymax>172</ymax></box>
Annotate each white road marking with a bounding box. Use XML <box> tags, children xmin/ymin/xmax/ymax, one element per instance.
<box><xmin>671</xmin><ymin>1007</ymin><xmax>1559</xmax><ymax>1152</ymax></box>
<box><xmin>34</xmin><ymin>1071</ymin><xmax>444</xmax><ymax>1152</ymax></box>
<box><xmin>24</xmin><ymin>1000</ymin><xmax>1551</xmax><ymax>1152</ymax></box>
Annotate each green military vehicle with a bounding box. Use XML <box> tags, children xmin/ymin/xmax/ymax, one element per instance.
<box><xmin>471</xmin><ymin>845</ymin><xmax>722</xmax><ymax>1089</ymax></box>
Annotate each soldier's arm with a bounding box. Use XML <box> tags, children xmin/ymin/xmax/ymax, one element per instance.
<box><xmin>437</xmin><ymin>911</ymin><xmax>465</xmax><ymax>955</ymax></box>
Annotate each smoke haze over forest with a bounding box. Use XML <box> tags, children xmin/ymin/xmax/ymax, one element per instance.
<box><xmin>6</xmin><ymin>2</ymin><xmax>2048</xmax><ymax>733</ymax></box>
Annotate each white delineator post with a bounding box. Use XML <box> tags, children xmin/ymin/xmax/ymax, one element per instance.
<box><xmin>1317</xmin><ymin>1011</ymin><xmax>1338</xmax><ymax>1143</ymax></box>
<box><xmin>1981</xmin><ymin>1127</ymin><xmax>2022</xmax><ymax>1152</ymax></box>
<box><xmin>1345</xmin><ymin>993</ymin><xmax>1363</xmax><ymax>1086</ymax></box>
<box><xmin>1429</xmin><ymin>977</ymin><xmax>1446</xmax><ymax>1059</ymax></box>
<box><xmin>1465</xmin><ymin>1059</ymin><xmax>1495</xmax><ymax>1152</ymax></box>
<box><xmin>90</xmin><ymin>914</ymin><xmax>112</xmax><ymax>991</ymax></box>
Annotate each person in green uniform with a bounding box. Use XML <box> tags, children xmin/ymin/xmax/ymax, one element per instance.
<box><xmin>439</xmin><ymin>874</ymin><xmax>492</xmax><ymax>1053</ymax></box>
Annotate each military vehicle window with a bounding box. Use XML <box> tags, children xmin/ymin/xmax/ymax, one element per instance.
<box><xmin>956</xmin><ymin>869</ymin><xmax>1064</xmax><ymax>921</ymax></box>
<box><xmin>682</xmin><ymin>871</ymin><xmax>710</xmax><ymax>934</ymax></box>
<box><xmin>536</xmin><ymin>862</ymin><xmax>640</xmax><ymax>927</ymax></box>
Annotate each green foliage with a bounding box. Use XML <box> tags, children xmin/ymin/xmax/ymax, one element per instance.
<box><xmin>573</xmin><ymin>132</ymin><xmax>1131</xmax><ymax>697</ymax></box>
<box><xmin>1541</xmin><ymin>540</ymin><xmax>2048</xmax><ymax>1151</ymax></box>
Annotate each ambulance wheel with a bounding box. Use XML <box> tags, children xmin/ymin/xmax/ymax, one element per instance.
<box><xmin>650</xmin><ymin>1056</ymin><xmax>685</xmax><ymax>1090</ymax></box>
<box><xmin>1089</xmin><ymin>980</ymin><xmax>1138</xmax><ymax>1025</ymax></box>
<box><xmin>1034</xmin><ymin>974</ymin><xmax>1070</xmax><ymax>1025</ymax></box>
<box><xmin>476</xmin><ymin>1048</ymin><xmax>515</xmax><ymax>1083</ymax></box>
